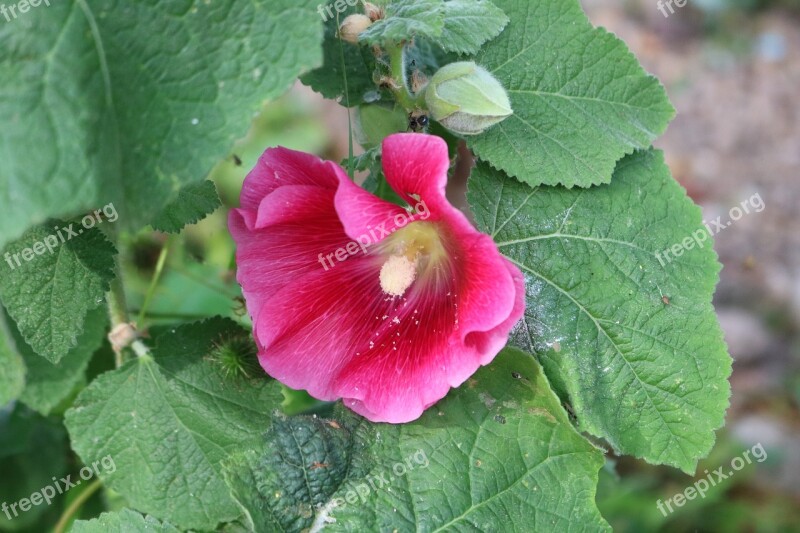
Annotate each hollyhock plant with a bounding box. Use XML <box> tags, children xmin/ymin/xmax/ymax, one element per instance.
<box><xmin>229</xmin><ymin>133</ymin><xmax>525</xmax><ymax>423</ymax></box>
<box><xmin>3</xmin><ymin>0</ymin><xmax>741</xmax><ymax>528</ymax></box>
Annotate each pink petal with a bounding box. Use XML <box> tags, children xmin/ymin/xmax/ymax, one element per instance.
<box><xmin>239</xmin><ymin>147</ymin><xmax>338</xmax><ymax>211</ymax></box>
<box><xmin>381</xmin><ymin>133</ymin><xmax>451</xmax><ymax>210</ymax></box>
<box><xmin>334</xmin><ymin>171</ymin><xmax>411</xmax><ymax>243</ymax></box>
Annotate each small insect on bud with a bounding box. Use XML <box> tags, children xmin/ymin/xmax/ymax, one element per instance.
<box><xmin>338</xmin><ymin>14</ymin><xmax>372</xmax><ymax>45</ymax></box>
<box><xmin>425</xmin><ymin>61</ymin><xmax>513</xmax><ymax>135</ymax></box>
<box><xmin>364</xmin><ymin>2</ymin><xmax>385</xmax><ymax>22</ymax></box>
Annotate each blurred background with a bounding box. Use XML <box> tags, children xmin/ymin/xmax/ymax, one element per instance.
<box><xmin>4</xmin><ymin>0</ymin><xmax>798</xmax><ymax>531</ymax></box>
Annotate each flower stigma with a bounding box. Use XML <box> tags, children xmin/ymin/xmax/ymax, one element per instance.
<box><xmin>377</xmin><ymin>221</ymin><xmax>448</xmax><ymax>297</ymax></box>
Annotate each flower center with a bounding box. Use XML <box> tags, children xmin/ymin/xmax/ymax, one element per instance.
<box><xmin>379</xmin><ymin>255</ymin><xmax>417</xmax><ymax>296</ymax></box>
<box><xmin>376</xmin><ymin>221</ymin><xmax>447</xmax><ymax>297</ymax></box>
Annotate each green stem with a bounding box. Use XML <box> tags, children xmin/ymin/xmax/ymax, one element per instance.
<box><xmin>106</xmin><ymin>261</ymin><xmax>130</xmax><ymax>368</ymax></box>
<box><xmin>136</xmin><ymin>238</ymin><xmax>171</xmax><ymax>328</ymax></box>
<box><xmin>387</xmin><ymin>43</ymin><xmax>418</xmax><ymax>111</ymax></box>
<box><xmin>171</xmin><ymin>264</ymin><xmax>233</xmax><ymax>297</ymax></box>
<box><xmin>337</xmin><ymin>12</ymin><xmax>355</xmax><ymax>178</ymax></box>
<box><xmin>53</xmin><ymin>479</ymin><xmax>103</xmax><ymax>533</ymax></box>
<box><xmin>129</xmin><ymin>310</ymin><xmax>207</xmax><ymax>321</ymax></box>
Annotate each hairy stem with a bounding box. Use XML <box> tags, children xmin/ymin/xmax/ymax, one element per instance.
<box><xmin>387</xmin><ymin>42</ymin><xmax>419</xmax><ymax>111</ymax></box>
<box><xmin>106</xmin><ymin>261</ymin><xmax>130</xmax><ymax>367</ymax></box>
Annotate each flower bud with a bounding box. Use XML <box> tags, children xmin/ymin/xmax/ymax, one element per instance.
<box><xmin>339</xmin><ymin>14</ymin><xmax>372</xmax><ymax>45</ymax></box>
<box><xmin>424</xmin><ymin>62</ymin><xmax>512</xmax><ymax>135</ymax></box>
<box><xmin>363</xmin><ymin>2</ymin><xmax>385</xmax><ymax>21</ymax></box>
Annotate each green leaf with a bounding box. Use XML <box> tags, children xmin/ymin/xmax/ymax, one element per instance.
<box><xmin>15</xmin><ymin>307</ymin><xmax>107</xmax><ymax>415</ymax></box>
<box><xmin>0</xmin><ymin>405</ymin><xmax>68</xmax><ymax>530</ymax></box>
<box><xmin>439</xmin><ymin>0</ymin><xmax>509</xmax><ymax>55</ymax></box>
<box><xmin>359</xmin><ymin>0</ymin><xmax>445</xmax><ymax>45</ymax></box>
<box><xmin>469</xmin><ymin>0</ymin><xmax>675</xmax><ymax>188</ymax></box>
<box><xmin>0</xmin><ymin>0</ymin><xmax>323</xmax><ymax>248</ymax></box>
<box><xmin>71</xmin><ymin>508</ymin><xmax>180</xmax><ymax>533</ymax></box>
<box><xmin>0</xmin><ymin>315</ymin><xmax>25</xmax><ymax>407</ymax></box>
<box><xmin>223</xmin><ymin>348</ymin><xmax>609</xmax><ymax>531</ymax></box>
<box><xmin>150</xmin><ymin>180</ymin><xmax>221</xmax><ymax>233</ymax></box>
<box><xmin>354</xmin><ymin>104</ymin><xmax>408</xmax><ymax>149</ymax></box>
<box><xmin>300</xmin><ymin>4</ymin><xmax>381</xmax><ymax>107</ymax></box>
<box><xmin>0</xmin><ymin>224</ymin><xmax>116</xmax><ymax>363</ymax></box>
<box><xmin>223</xmin><ymin>412</ymin><xmax>365</xmax><ymax>532</ymax></box>
<box><xmin>467</xmin><ymin>149</ymin><xmax>731</xmax><ymax>472</ymax></box>
<box><xmin>64</xmin><ymin>318</ymin><xmax>280</xmax><ymax>530</ymax></box>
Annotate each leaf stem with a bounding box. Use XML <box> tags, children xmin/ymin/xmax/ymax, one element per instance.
<box><xmin>136</xmin><ymin>238</ymin><xmax>171</xmax><ymax>328</ymax></box>
<box><xmin>53</xmin><ymin>478</ymin><xmax>103</xmax><ymax>533</ymax></box>
<box><xmin>337</xmin><ymin>12</ymin><xmax>355</xmax><ymax>179</ymax></box>
<box><xmin>104</xmin><ymin>228</ymin><xmax>152</xmax><ymax>364</ymax></box>
<box><xmin>129</xmin><ymin>310</ymin><xmax>208</xmax><ymax>321</ymax></box>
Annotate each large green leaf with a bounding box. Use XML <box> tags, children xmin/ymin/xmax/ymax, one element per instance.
<box><xmin>0</xmin><ymin>224</ymin><xmax>116</xmax><ymax>363</ymax></box>
<box><xmin>467</xmin><ymin>149</ymin><xmax>731</xmax><ymax>472</ymax></box>
<box><xmin>71</xmin><ymin>508</ymin><xmax>179</xmax><ymax>533</ymax></box>
<box><xmin>224</xmin><ymin>348</ymin><xmax>609</xmax><ymax>532</ymax></box>
<box><xmin>469</xmin><ymin>0</ymin><xmax>675</xmax><ymax>188</ymax></box>
<box><xmin>64</xmin><ymin>318</ymin><xmax>281</xmax><ymax>530</ymax></box>
<box><xmin>150</xmin><ymin>180</ymin><xmax>221</xmax><ymax>233</ymax></box>
<box><xmin>15</xmin><ymin>307</ymin><xmax>107</xmax><ymax>415</ymax></box>
<box><xmin>0</xmin><ymin>0</ymin><xmax>323</xmax><ymax>248</ymax></box>
<box><xmin>359</xmin><ymin>0</ymin><xmax>445</xmax><ymax>45</ymax></box>
<box><xmin>440</xmin><ymin>0</ymin><xmax>509</xmax><ymax>55</ymax></box>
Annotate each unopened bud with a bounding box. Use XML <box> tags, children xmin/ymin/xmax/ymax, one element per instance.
<box><xmin>425</xmin><ymin>62</ymin><xmax>512</xmax><ymax>135</ymax></box>
<box><xmin>339</xmin><ymin>14</ymin><xmax>372</xmax><ymax>44</ymax></box>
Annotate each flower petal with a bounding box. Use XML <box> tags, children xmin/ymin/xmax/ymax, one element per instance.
<box><xmin>334</xmin><ymin>171</ymin><xmax>413</xmax><ymax>243</ymax></box>
<box><xmin>381</xmin><ymin>133</ymin><xmax>450</xmax><ymax>209</ymax></box>
<box><xmin>239</xmin><ymin>147</ymin><xmax>338</xmax><ymax>211</ymax></box>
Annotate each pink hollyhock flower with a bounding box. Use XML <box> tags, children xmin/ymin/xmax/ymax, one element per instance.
<box><xmin>229</xmin><ymin>133</ymin><xmax>524</xmax><ymax>423</ymax></box>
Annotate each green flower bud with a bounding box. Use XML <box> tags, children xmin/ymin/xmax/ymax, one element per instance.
<box><xmin>424</xmin><ymin>61</ymin><xmax>512</xmax><ymax>135</ymax></box>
